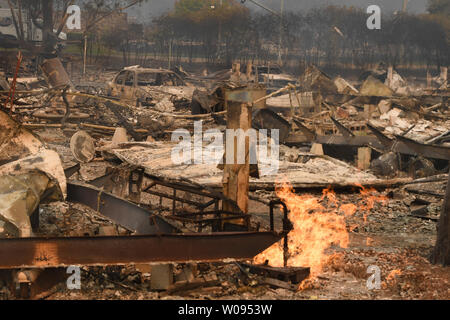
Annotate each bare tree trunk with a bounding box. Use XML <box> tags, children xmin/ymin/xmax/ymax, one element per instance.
<box><xmin>431</xmin><ymin>170</ymin><xmax>450</xmax><ymax>266</ymax></box>
<box><xmin>16</xmin><ymin>0</ymin><xmax>25</xmax><ymax>41</ymax></box>
<box><xmin>7</xmin><ymin>0</ymin><xmax>23</xmax><ymax>41</ymax></box>
<box><xmin>42</xmin><ymin>0</ymin><xmax>54</xmax><ymax>54</ymax></box>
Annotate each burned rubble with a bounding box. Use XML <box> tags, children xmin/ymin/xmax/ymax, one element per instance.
<box><xmin>0</xmin><ymin>0</ymin><xmax>449</xmax><ymax>303</ymax></box>
<box><xmin>0</xmin><ymin>54</ymin><xmax>448</xmax><ymax>301</ymax></box>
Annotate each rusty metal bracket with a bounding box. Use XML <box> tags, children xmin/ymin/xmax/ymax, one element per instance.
<box><xmin>269</xmin><ymin>200</ymin><xmax>292</xmax><ymax>267</ymax></box>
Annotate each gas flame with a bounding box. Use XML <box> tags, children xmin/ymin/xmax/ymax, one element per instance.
<box><xmin>254</xmin><ymin>181</ymin><xmax>388</xmax><ymax>279</ymax></box>
<box><xmin>354</xmin><ymin>183</ymin><xmax>388</xmax><ymax>224</ymax></box>
<box><xmin>382</xmin><ymin>269</ymin><xmax>402</xmax><ymax>289</ymax></box>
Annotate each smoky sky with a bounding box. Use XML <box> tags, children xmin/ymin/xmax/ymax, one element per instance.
<box><xmin>0</xmin><ymin>1</ymin><xmax>427</xmax><ymax>23</ymax></box>
<box><xmin>126</xmin><ymin>0</ymin><xmax>428</xmax><ymax>23</ymax></box>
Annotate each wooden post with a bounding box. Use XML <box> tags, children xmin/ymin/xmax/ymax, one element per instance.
<box><xmin>310</xmin><ymin>143</ymin><xmax>324</xmax><ymax>155</ymax></box>
<box><xmin>246</xmin><ymin>61</ymin><xmax>253</xmax><ymax>82</ymax></box>
<box><xmin>357</xmin><ymin>147</ymin><xmax>372</xmax><ymax>170</ymax></box>
<box><xmin>222</xmin><ymin>89</ymin><xmax>252</xmax><ymax>229</ymax></box>
<box><xmin>230</xmin><ymin>62</ymin><xmax>241</xmax><ymax>84</ymax></box>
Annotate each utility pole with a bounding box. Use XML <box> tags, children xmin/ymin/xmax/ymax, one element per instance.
<box><xmin>277</xmin><ymin>0</ymin><xmax>284</xmax><ymax>66</ymax></box>
<box><xmin>217</xmin><ymin>0</ymin><xmax>223</xmax><ymax>61</ymax></box>
<box><xmin>241</xmin><ymin>0</ymin><xmax>284</xmax><ymax>65</ymax></box>
<box><xmin>42</xmin><ymin>0</ymin><xmax>55</xmax><ymax>54</ymax></box>
<box><xmin>168</xmin><ymin>39</ymin><xmax>172</xmax><ymax>70</ymax></box>
<box><xmin>402</xmin><ymin>0</ymin><xmax>408</xmax><ymax>12</ymax></box>
<box><xmin>83</xmin><ymin>34</ymin><xmax>87</xmax><ymax>78</ymax></box>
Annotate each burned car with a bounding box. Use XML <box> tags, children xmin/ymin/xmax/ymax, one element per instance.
<box><xmin>107</xmin><ymin>66</ymin><xmax>195</xmax><ymax>107</ymax></box>
<box><xmin>252</xmin><ymin>65</ymin><xmax>296</xmax><ymax>91</ymax></box>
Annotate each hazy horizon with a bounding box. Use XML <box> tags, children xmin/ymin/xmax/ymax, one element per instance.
<box><xmin>126</xmin><ymin>0</ymin><xmax>428</xmax><ymax>23</ymax></box>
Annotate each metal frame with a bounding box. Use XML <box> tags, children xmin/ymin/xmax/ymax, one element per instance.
<box><xmin>0</xmin><ymin>232</ymin><xmax>286</xmax><ymax>269</ymax></box>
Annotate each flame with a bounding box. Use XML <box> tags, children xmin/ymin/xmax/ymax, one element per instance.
<box><xmin>254</xmin><ymin>181</ymin><xmax>387</xmax><ymax>281</ymax></box>
<box><xmin>320</xmin><ymin>186</ymin><xmax>338</xmax><ymax>207</ymax></box>
<box><xmin>386</xmin><ymin>269</ymin><xmax>402</xmax><ymax>281</ymax></box>
<box><xmin>382</xmin><ymin>269</ymin><xmax>402</xmax><ymax>289</ymax></box>
<box><xmin>339</xmin><ymin>204</ymin><xmax>357</xmax><ymax>217</ymax></box>
<box><xmin>354</xmin><ymin>183</ymin><xmax>388</xmax><ymax>224</ymax></box>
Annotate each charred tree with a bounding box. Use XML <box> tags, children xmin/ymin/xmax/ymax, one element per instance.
<box><xmin>431</xmin><ymin>169</ymin><xmax>450</xmax><ymax>266</ymax></box>
<box><xmin>42</xmin><ymin>0</ymin><xmax>56</xmax><ymax>55</ymax></box>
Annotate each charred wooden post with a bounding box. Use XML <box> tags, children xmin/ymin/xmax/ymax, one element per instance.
<box><xmin>357</xmin><ymin>147</ymin><xmax>372</xmax><ymax>170</ymax></box>
<box><xmin>246</xmin><ymin>61</ymin><xmax>253</xmax><ymax>82</ymax></box>
<box><xmin>230</xmin><ymin>62</ymin><xmax>241</xmax><ymax>84</ymax></box>
<box><xmin>42</xmin><ymin>0</ymin><xmax>55</xmax><ymax>54</ymax></box>
<box><xmin>222</xmin><ymin>88</ymin><xmax>252</xmax><ymax>230</ymax></box>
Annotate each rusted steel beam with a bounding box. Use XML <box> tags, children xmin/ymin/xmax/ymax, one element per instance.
<box><xmin>0</xmin><ymin>232</ymin><xmax>285</xmax><ymax>269</ymax></box>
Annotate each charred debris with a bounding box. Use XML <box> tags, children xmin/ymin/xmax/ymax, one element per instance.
<box><xmin>0</xmin><ymin>55</ymin><xmax>449</xmax><ymax>300</ymax></box>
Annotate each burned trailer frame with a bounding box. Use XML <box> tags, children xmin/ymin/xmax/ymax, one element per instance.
<box><xmin>0</xmin><ymin>232</ymin><xmax>286</xmax><ymax>270</ymax></box>
<box><xmin>66</xmin><ymin>181</ymin><xmax>178</xmax><ymax>235</ymax></box>
<box><xmin>87</xmin><ymin>165</ymin><xmax>253</xmax><ymax>233</ymax></box>
<box><xmin>0</xmin><ymin>171</ymin><xmax>291</xmax><ymax>270</ymax></box>
<box><xmin>140</xmin><ymin>172</ymin><xmax>251</xmax><ymax>232</ymax></box>
<box><xmin>0</xmin><ymin>169</ymin><xmax>291</xmax><ymax>299</ymax></box>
